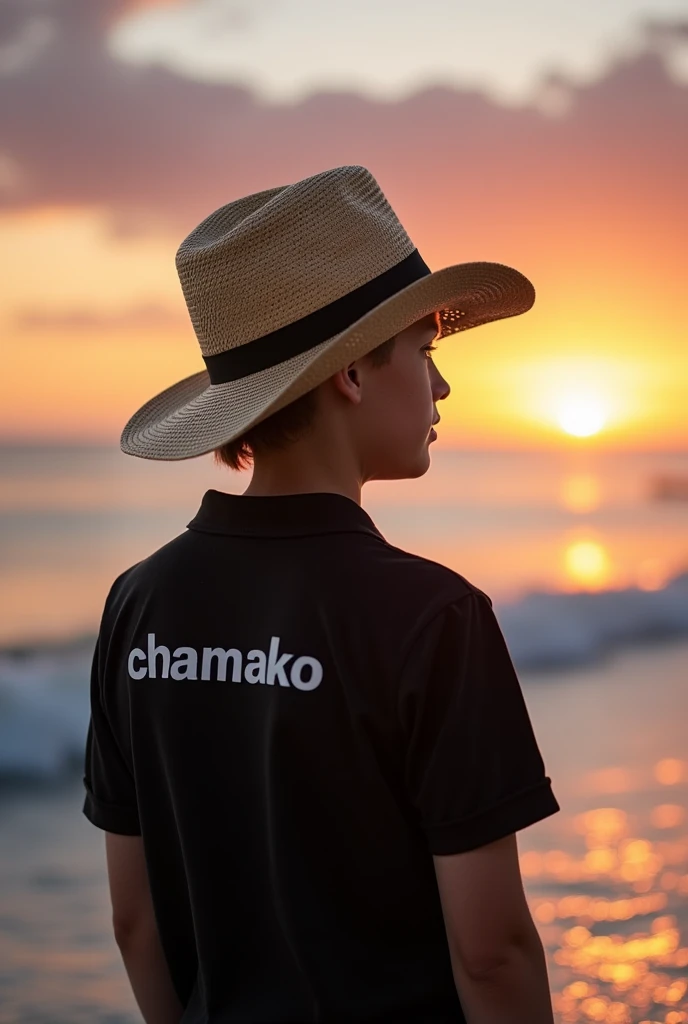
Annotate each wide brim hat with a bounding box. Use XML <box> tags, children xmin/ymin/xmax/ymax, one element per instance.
<box><xmin>120</xmin><ymin>165</ymin><xmax>535</xmax><ymax>461</ymax></box>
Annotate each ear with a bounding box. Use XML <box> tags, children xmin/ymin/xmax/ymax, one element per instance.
<box><xmin>331</xmin><ymin>362</ymin><xmax>363</xmax><ymax>405</ymax></box>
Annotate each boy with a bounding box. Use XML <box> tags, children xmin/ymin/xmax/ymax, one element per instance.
<box><xmin>83</xmin><ymin>165</ymin><xmax>560</xmax><ymax>1023</ymax></box>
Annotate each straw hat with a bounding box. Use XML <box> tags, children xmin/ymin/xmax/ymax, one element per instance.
<box><xmin>120</xmin><ymin>164</ymin><xmax>535</xmax><ymax>461</ymax></box>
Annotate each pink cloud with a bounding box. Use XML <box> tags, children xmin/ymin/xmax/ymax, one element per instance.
<box><xmin>0</xmin><ymin>0</ymin><xmax>685</xmax><ymax>296</ymax></box>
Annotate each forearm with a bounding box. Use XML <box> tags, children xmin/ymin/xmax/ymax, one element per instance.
<box><xmin>116</xmin><ymin>919</ymin><xmax>184</xmax><ymax>1024</ymax></box>
<box><xmin>453</xmin><ymin>929</ymin><xmax>555</xmax><ymax>1024</ymax></box>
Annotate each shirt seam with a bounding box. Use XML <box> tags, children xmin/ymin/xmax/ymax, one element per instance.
<box><xmin>82</xmin><ymin>783</ymin><xmax>141</xmax><ymax>833</ymax></box>
<box><xmin>426</xmin><ymin>778</ymin><xmax>560</xmax><ymax>854</ymax></box>
<box><xmin>422</xmin><ymin>776</ymin><xmax>556</xmax><ymax>835</ymax></box>
<box><xmin>392</xmin><ymin>588</ymin><xmax>477</xmax><ymax>739</ymax></box>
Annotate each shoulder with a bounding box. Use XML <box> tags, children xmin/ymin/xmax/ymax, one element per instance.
<box><xmin>366</xmin><ymin>534</ymin><xmax>491</xmax><ymax>604</ymax></box>
<box><xmin>352</xmin><ymin>532</ymin><xmax>494</xmax><ymax>649</ymax></box>
<box><xmin>102</xmin><ymin>532</ymin><xmax>195</xmax><ymax>619</ymax></box>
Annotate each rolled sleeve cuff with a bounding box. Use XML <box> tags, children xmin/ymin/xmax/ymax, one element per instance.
<box><xmin>82</xmin><ymin>779</ymin><xmax>141</xmax><ymax>835</ymax></box>
<box><xmin>425</xmin><ymin>777</ymin><xmax>560</xmax><ymax>855</ymax></box>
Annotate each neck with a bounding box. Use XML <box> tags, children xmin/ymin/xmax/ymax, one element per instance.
<box><xmin>242</xmin><ymin>427</ymin><xmax>363</xmax><ymax>505</ymax></box>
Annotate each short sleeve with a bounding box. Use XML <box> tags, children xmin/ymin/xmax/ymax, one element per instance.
<box><xmin>397</xmin><ymin>590</ymin><xmax>559</xmax><ymax>855</ymax></box>
<box><xmin>82</xmin><ymin>634</ymin><xmax>141</xmax><ymax>835</ymax></box>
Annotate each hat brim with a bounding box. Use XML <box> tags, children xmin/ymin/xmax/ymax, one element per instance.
<box><xmin>120</xmin><ymin>261</ymin><xmax>534</xmax><ymax>461</ymax></box>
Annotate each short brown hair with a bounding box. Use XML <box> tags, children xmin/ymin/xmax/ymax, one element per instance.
<box><xmin>213</xmin><ymin>335</ymin><xmax>397</xmax><ymax>471</ymax></box>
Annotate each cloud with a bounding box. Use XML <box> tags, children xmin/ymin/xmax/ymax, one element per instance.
<box><xmin>0</xmin><ymin>0</ymin><xmax>266</xmax><ymax>231</ymax></box>
<box><xmin>12</xmin><ymin>301</ymin><xmax>187</xmax><ymax>332</ymax></box>
<box><xmin>0</xmin><ymin>0</ymin><xmax>686</xmax><ymax>282</ymax></box>
<box><xmin>643</xmin><ymin>18</ymin><xmax>688</xmax><ymax>47</ymax></box>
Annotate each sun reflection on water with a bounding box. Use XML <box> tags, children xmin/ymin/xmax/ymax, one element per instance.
<box><xmin>522</xmin><ymin>759</ymin><xmax>688</xmax><ymax>1021</ymax></box>
<box><xmin>565</xmin><ymin>540</ymin><xmax>613</xmax><ymax>589</ymax></box>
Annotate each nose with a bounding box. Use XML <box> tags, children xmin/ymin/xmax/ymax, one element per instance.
<box><xmin>430</xmin><ymin>361</ymin><xmax>451</xmax><ymax>403</ymax></box>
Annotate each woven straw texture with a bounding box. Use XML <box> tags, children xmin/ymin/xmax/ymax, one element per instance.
<box><xmin>120</xmin><ymin>165</ymin><xmax>535</xmax><ymax>461</ymax></box>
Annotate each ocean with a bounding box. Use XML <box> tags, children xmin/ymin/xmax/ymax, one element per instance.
<box><xmin>0</xmin><ymin>442</ymin><xmax>687</xmax><ymax>1021</ymax></box>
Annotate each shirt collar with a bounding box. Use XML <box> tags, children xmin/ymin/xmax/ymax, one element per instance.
<box><xmin>187</xmin><ymin>488</ymin><xmax>386</xmax><ymax>540</ymax></box>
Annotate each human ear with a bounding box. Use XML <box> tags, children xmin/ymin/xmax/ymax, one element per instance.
<box><xmin>331</xmin><ymin>363</ymin><xmax>363</xmax><ymax>404</ymax></box>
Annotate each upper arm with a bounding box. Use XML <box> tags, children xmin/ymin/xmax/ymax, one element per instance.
<box><xmin>397</xmin><ymin>593</ymin><xmax>559</xmax><ymax>855</ymax></box>
<box><xmin>105</xmin><ymin>832</ymin><xmax>156</xmax><ymax>940</ymax></box>
<box><xmin>395</xmin><ymin>594</ymin><xmax>558</xmax><ymax>971</ymax></box>
<box><xmin>433</xmin><ymin>832</ymin><xmax>537</xmax><ymax>975</ymax></box>
<box><xmin>83</xmin><ymin>634</ymin><xmax>141</xmax><ymax>836</ymax></box>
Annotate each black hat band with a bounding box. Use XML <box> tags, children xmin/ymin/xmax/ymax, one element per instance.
<box><xmin>203</xmin><ymin>248</ymin><xmax>431</xmax><ymax>385</ymax></box>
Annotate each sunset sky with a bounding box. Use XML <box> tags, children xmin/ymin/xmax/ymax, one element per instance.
<box><xmin>1</xmin><ymin>0</ymin><xmax>687</xmax><ymax>450</ymax></box>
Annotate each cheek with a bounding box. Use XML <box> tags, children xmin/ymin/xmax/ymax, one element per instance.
<box><xmin>374</xmin><ymin>362</ymin><xmax>433</xmax><ymax>435</ymax></box>
<box><xmin>405</xmin><ymin>360</ymin><xmax>435</xmax><ymax>417</ymax></box>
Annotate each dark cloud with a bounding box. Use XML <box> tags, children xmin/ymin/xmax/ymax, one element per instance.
<box><xmin>643</xmin><ymin>18</ymin><xmax>688</xmax><ymax>47</ymax></box>
<box><xmin>0</xmin><ymin>2</ymin><xmax>29</xmax><ymax>41</ymax></box>
<box><xmin>0</xmin><ymin>0</ymin><xmax>686</xmax><ymax>284</ymax></box>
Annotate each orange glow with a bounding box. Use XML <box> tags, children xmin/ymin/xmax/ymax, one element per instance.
<box><xmin>527</xmin><ymin>752</ymin><xmax>688</xmax><ymax>1020</ymax></box>
<box><xmin>637</xmin><ymin>558</ymin><xmax>671</xmax><ymax>592</ymax></box>
<box><xmin>1</xmin><ymin>204</ymin><xmax>688</xmax><ymax>447</ymax></box>
<box><xmin>655</xmin><ymin>759</ymin><xmax>687</xmax><ymax>786</ymax></box>
<box><xmin>574</xmin><ymin>808</ymin><xmax>629</xmax><ymax>845</ymax></box>
<box><xmin>651</xmin><ymin>805</ymin><xmax>686</xmax><ymax>830</ymax></box>
<box><xmin>584</xmin><ymin>848</ymin><xmax>618</xmax><ymax>874</ymax></box>
<box><xmin>527</xmin><ymin>742</ymin><xmax>688</xmax><ymax>1016</ymax></box>
<box><xmin>560</xmin><ymin>474</ymin><xmax>601</xmax><ymax>513</ymax></box>
<box><xmin>564</xmin><ymin>539</ymin><xmax>612</xmax><ymax>590</ymax></box>
<box><xmin>583</xmin><ymin>768</ymin><xmax>636</xmax><ymax>796</ymax></box>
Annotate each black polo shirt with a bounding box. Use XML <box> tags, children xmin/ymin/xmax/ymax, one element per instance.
<box><xmin>82</xmin><ymin>488</ymin><xmax>559</xmax><ymax>1023</ymax></box>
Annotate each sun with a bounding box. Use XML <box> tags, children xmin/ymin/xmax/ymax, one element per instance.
<box><xmin>557</xmin><ymin>395</ymin><xmax>607</xmax><ymax>437</ymax></box>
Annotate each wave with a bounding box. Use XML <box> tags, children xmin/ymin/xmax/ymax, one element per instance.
<box><xmin>497</xmin><ymin>571</ymin><xmax>688</xmax><ymax>670</ymax></box>
<box><xmin>1</xmin><ymin>573</ymin><xmax>687</xmax><ymax>782</ymax></box>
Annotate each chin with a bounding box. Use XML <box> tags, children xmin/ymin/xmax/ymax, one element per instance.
<box><xmin>410</xmin><ymin>451</ymin><xmax>432</xmax><ymax>478</ymax></box>
<box><xmin>369</xmin><ymin>443</ymin><xmax>431</xmax><ymax>481</ymax></box>
<box><xmin>395</xmin><ymin>449</ymin><xmax>432</xmax><ymax>480</ymax></box>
